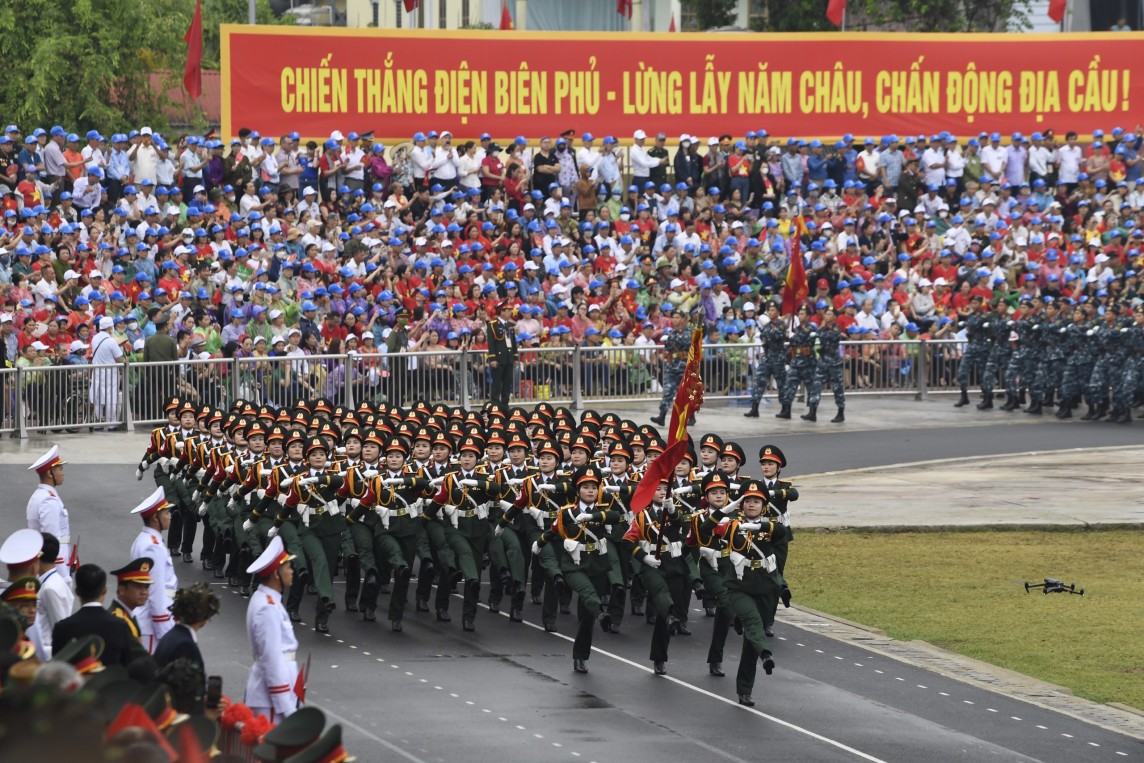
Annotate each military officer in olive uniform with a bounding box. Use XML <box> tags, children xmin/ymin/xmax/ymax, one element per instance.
<box><xmin>486</xmin><ymin>301</ymin><xmax>518</xmax><ymax>408</ymax></box>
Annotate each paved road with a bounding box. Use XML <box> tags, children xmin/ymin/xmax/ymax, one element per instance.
<box><xmin>10</xmin><ymin>420</ymin><xmax>1144</xmax><ymax>763</ymax></box>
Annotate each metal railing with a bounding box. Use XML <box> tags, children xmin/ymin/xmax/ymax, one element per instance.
<box><xmin>2</xmin><ymin>339</ymin><xmax>977</xmax><ymax>436</ymax></box>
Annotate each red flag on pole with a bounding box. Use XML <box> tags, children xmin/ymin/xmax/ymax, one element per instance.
<box><xmin>183</xmin><ymin>0</ymin><xmax>203</xmax><ymax>100</ymax></box>
<box><xmin>1047</xmin><ymin>0</ymin><xmax>1067</xmax><ymax>23</ymax></box>
<box><xmin>499</xmin><ymin>0</ymin><xmax>514</xmax><ymax>30</ymax></box>
<box><xmin>617</xmin><ymin>0</ymin><xmax>632</xmax><ymax>20</ymax></box>
<box><xmin>404</xmin><ymin>0</ymin><xmax>419</xmax><ymax>13</ymax></box>
<box><xmin>669</xmin><ymin>12</ymin><xmax>676</xmax><ymax>32</ymax></box>
<box><xmin>630</xmin><ymin>326</ymin><xmax>705</xmax><ymax>514</ymax></box>
<box><xmin>780</xmin><ymin>217</ymin><xmax>809</xmax><ymax>316</ymax></box>
<box><xmin>826</xmin><ymin>0</ymin><xmax>846</xmax><ymax>26</ymax></box>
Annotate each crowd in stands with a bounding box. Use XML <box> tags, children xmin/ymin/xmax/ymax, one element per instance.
<box><xmin>1</xmin><ymin>122</ymin><xmax>1142</xmax><ymax>419</ymax></box>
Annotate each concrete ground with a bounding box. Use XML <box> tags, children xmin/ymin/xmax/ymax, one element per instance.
<box><xmin>5</xmin><ymin>395</ymin><xmax>1144</xmax><ymax>762</ymax></box>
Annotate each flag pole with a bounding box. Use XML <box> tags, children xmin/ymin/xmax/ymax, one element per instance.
<box><xmin>841</xmin><ymin>4</ymin><xmax>846</xmax><ymax>32</ymax></box>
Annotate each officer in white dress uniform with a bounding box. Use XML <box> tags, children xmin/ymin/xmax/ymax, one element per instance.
<box><xmin>26</xmin><ymin>445</ymin><xmax>73</xmax><ymax>580</ymax></box>
<box><xmin>245</xmin><ymin>535</ymin><xmax>300</xmax><ymax>722</ymax></box>
<box><xmin>129</xmin><ymin>487</ymin><xmax>177</xmax><ymax>653</ymax></box>
<box><xmin>0</xmin><ymin>529</ymin><xmax>46</xmax><ymax>655</ymax></box>
<box><xmin>35</xmin><ymin>532</ymin><xmax>75</xmax><ymax>657</ymax></box>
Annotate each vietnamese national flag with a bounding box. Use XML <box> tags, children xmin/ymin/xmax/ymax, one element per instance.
<box><xmin>499</xmin><ymin>0</ymin><xmax>514</xmax><ymax>30</ymax></box>
<box><xmin>404</xmin><ymin>0</ymin><xmax>419</xmax><ymax>12</ymax></box>
<box><xmin>1047</xmin><ymin>0</ymin><xmax>1067</xmax><ymax>23</ymax></box>
<box><xmin>183</xmin><ymin>0</ymin><xmax>203</xmax><ymax>100</ymax></box>
<box><xmin>780</xmin><ymin>217</ymin><xmax>809</xmax><ymax>316</ymax></box>
<box><xmin>617</xmin><ymin>0</ymin><xmax>632</xmax><ymax>20</ymax></box>
<box><xmin>826</xmin><ymin>0</ymin><xmax>846</xmax><ymax>26</ymax></box>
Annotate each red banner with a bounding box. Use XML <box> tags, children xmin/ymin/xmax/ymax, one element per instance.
<box><xmin>221</xmin><ymin>26</ymin><xmax>1144</xmax><ymax>143</ymax></box>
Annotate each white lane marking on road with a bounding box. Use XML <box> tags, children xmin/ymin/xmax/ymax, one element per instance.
<box><xmin>1087</xmin><ymin>742</ymin><xmax>1099</xmax><ymax>747</ymax></box>
<box><xmin>963</xmin><ymin>701</ymin><xmax>974</xmax><ymax>705</ymax></box>
<box><xmin>316</xmin><ymin>703</ymin><xmax>429</xmax><ymax>763</ymax></box>
<box><xmin>1061</xmin><ymin>733</ymin><xmax>1072</xmax><ymax>737</ymax></box>
<box><xmin>917</xmin><ymin>685</ymin><xmax>927</xmax><ymax>689</ymax></box>
<box><xmin>515</xmin><ymin>617</ymin><xmax>888</xmax><ymax>762</ymax></box>
<box><xmin>874</xmin><ymin>670</ymin><xmax>884</xmax><ymax>674</ymax></box>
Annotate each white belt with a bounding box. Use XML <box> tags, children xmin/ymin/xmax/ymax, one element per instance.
<box><xmin>283</xmin><ymin>651</ymin><xmax>296</xmax><ymax>662</ymax></box>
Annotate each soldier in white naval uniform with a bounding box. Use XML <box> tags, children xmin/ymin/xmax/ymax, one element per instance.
<box><xmin>130</xmin><ymin>487</ymin><xmax>177</xmax><ymax>653</ymax></box>
<box><xmin>26</xmin><ymin>445</ymin><xmax>73</xmax><ymax>580</ymax></box>
<box><xmin>245</xmin><ymin>535</ymin><xmax>300</xmax><ymax>722</ymax></box>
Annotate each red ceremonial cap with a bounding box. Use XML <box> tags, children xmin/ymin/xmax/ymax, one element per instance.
<box><xmin>28</xmin><ymin>444</ymin><xmax>66</xmax><ymax>474</ymax></box>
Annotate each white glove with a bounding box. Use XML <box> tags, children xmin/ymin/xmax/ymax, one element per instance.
<box><xmin>361</xmin><ymin>469</ymin><xmax>379</xmax><ymax>479</ymax></box>
<box><xmin>738</xmin><ymin>521</ymin><xmax>763</xmax><ymax>532</ymax></box>
<box><xmin>135</xmin><ymin>468</ymin><xmax>144</xmax><ymax>481</ymax></box>
<box><xmin>460</xmin><ymin>478</ymin><xmax>480</xmax><ymax>487</ymax></box>
<box><xmin>498</xmin><ymin>500</ymin><xmax>514</xmax><ymax>511</ymax></box>
<box><xmin>720</xmin><ymin>497</ymin><xmax>744</xmax><ymax>516</ymax></box>
<box><xmin>531</xmin><ymin>541</ymin><xmax>541</xmax><ymax>555</ymax></box>
<box><xmin>494</xmin><ymin>525</ymin><xmax>505</xmax><ymax>537</ymax></box>
<box><xmin>384</xmin><ymin>478</ymin><xmax>405</xmax><ymax>486</ymax></box>
<box><xmin>267</xmin><ymin>526</ymin><xmax>279</xmax><ymax>539</ymax></box>
<box><xmin>227</xmin><ymin>498</ymin><xmax>236</xmax><ymax>510</ymax></box>
<box><xmin>663</xmin><ymin>498</ymin><xmax>676</xmax><ymax>515</ymax></box>
<box><xmin>173</xmin><ymin>442</ymin><xmax>185</xmax><ymax>453</ymax></box>
<box><xmin>672</xmin><ymin>486</ymin><xmax>693</xmax><ymax>496</ymax></box>
<box><xmin>280</xmin><ymin>476</ymin><xmax>297</xmax><ymax>488</ymax></box>
<box><xmin>349</xmin><ymin>498</ymin><xmax>361</xmax><ymax>508</ymax></box>
<box><xmin>195</xmin><ymin>468</ymin><xmax>207</xmax><ymax>480</ymax></box>
<box><xmin>641</xmin><ymin>555</ymin><xmax>661</xmax><ymax>569</ymax></box>
<box><xmin>198</xmin><ymin>504</ymin><xmax>208</xmax><ymax>516</ymax></box>
<box><xmin>603</xmin><ymin>485</ymin><xmax>620</xmax><ymax>494</ymax></box>
<box><xmin>429</xmin><ymin>476</ymin><xmax>445</xmax><ymax>487</ymax></box>
<box><xmin>257</xmin><ymin>488</ymin><xmax>267</xmax><ymax>500</ymax></box>
<box><xmin>335</xmin><ymin>446</ymin><xmax>347</xmax><ymax>454</ymax></box>
<box><xmin>191</xmin><ymin>490</ymin><xmax>200</xmax><ymax>502</ymax></box>
<box><xmin>298</xmin><ymin>476</ymin><xmax>319</xmax><ymax>486</ymax></box>
<box><xmin>574</xmin><ymin>511</ymin><xmax>595</xmax><ymax>523</ymax></box>
<box><xmin>729</xmin><ymin>482</ymin><xmax>742</xmax><ymax>491</ymax></box>
<box><xmin>538</xmin><ymin>483</ymin><xmax>556</xmax><ymax>492</ymax></box>
<box><xmin>508</xmin><ymin>478</ymin><xmax>524</xmax><ymax>486</ymax></box>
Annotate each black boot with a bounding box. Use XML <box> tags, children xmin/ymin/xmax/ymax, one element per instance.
<box><xmin>801</xmin><ymin>404</ymin><xmax>817</xmax><ymax>422</ymax></box>
<box><xmin>1023</xmin><ymin>402</ymin><xmax>1042</xmax><ymax>415</ymax></box>
<box><xmin>954</xmin><ymin>390</ymin><xmax>971</xmax><ymax>407</ymax></box>
<box><xmin>653</xmin><ymin>661</ymin><xmax>667</xmax><ymax>675</ymax></box>
<box><xmin>315</xmin><ymin>597</ymin><xmax>335</xmax><ymax>634</ymax></box>
<box><xmin>976</xmin><ymin>393</ymin><xmax>993</xmax><ymax>410</ymax></box>
<box><xmin>1000</xmin><ymin>396</ymin><xmax>1018</xmax><ymax>411</ymax></box>
<box><xmin>775</xmin><ymin>404</ymin><xmax>791</xmax><ymax>419</ymax></box>
<box><xmin>650</xmin><ymin>413</ymin><xmax>666</xmax><ymax>426</ymax></box>
<box><xmin>831</xmin><ymin>407</ymin><xmax>844</xmax><ymax>423</ymax></box>
<box><xmin>344</xmin><ymin>556</ymin><xmax>361</xmax><ymax>613</ymax></box>
<box><xmin>1055</xmin><ymin>400</ymin><xmax>1073</xmax><ymax>419</ymax></box>
<box><xmin>744</xmin><ymin>402</ymin><xmax>760</xmax><ymax>418</ymax></box>
<box><xmin>1080</xmin><ymin>404</ymin><xmax>1099</xmax><ymax>420</ymax></box>
<box><xmin>509</xmin><ymin>589</ymin><xmax>525</xmax><ymax>622</ymax></box>
<box><xmin>1045</xmin><ymin>390</ymin><xmax>1056</xmax><ymax>407</ymax></box>
<box><xmin>285</xmin><ymin>570</ymin><xmax>307</xmax><ymax>621</ymax></box>
<box><xmin>1018</xmin><ymin>389</ymin><xmax>1027</xmax><ymax>406</ymax></box>
<box><xmin>1117</xmin><ymin>410</ymin><xmax>1132</xmax><ymax>424</ymax></box>
<box><xmin>361</xmin><ymin>569</ymin><xmax>379</xmax><ymax>613</ymax></box>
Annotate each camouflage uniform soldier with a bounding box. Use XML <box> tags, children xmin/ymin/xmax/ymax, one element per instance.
<box><xmin>1111</xmin><ymin>311</ymin><xmax>1144</xmax><ymax>424</ymax></box>
<box><xmin>1082</xmin><ymin>309</ymin><xmax>1123</xmax><ymax>420</ymax></box>
<box><xmin>780</xmin><ymin>306</ymin><xmax>819</xmax><ymax>422</ymax></box>
<box><xmin>1000</xmin><ymin>303</ymin><xmax>1034</xmax><ymax>411</ymax></box>
<box><xmin>651</xmin><ymin>311</ymin><xmax>693</xmax><ymax>427</ymax></box>
<box><xmin>978</xmin><ymin>301</ymin><xmax>1011</xmax><ymax>410</ymax></box>
<box><xmin>955</xmin><ymin>295</ymin><xmax>989</xmax><ymax>407</ymax></box>
<box><xmin>1055</xmin><ymin>308</ymin><xmax>1093</xmax><ymax>419</ymax></box>
<box><xmin>809</xmin><ymin>308</ymin><xmax>845</xmax><ymax>423</ymax></box>
<box><xmin>1025</xmin><ymin>301</ymin><xmax>1064</xmax><ymax>414</ymax></box>
<box><xmin>745</xmin><ymin>303</ymin><xmax>789</xmax><ymax>419</ymax></box>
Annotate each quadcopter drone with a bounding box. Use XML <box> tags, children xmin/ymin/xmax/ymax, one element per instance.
<box><xmin>1023</xmin><ymin>578</ymin><xmax>1084</xmax><ymax>596</ymax></box>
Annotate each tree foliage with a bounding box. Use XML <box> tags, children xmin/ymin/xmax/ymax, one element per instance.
<box><xmin>0</xmin><ymin>0</ymin><xmax>286</xmax><ymax>132</ymax></box>
<box><xmin>682</xmin><ymin>0</ymin><xmax>1032</xmax><ymax>32</ymax></box>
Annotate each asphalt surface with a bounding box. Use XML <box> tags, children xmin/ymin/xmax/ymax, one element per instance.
<box><xmin>10</xmin><ymin>420</ymin><xmax>1144</xmax><ymax>763</ymax></box>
